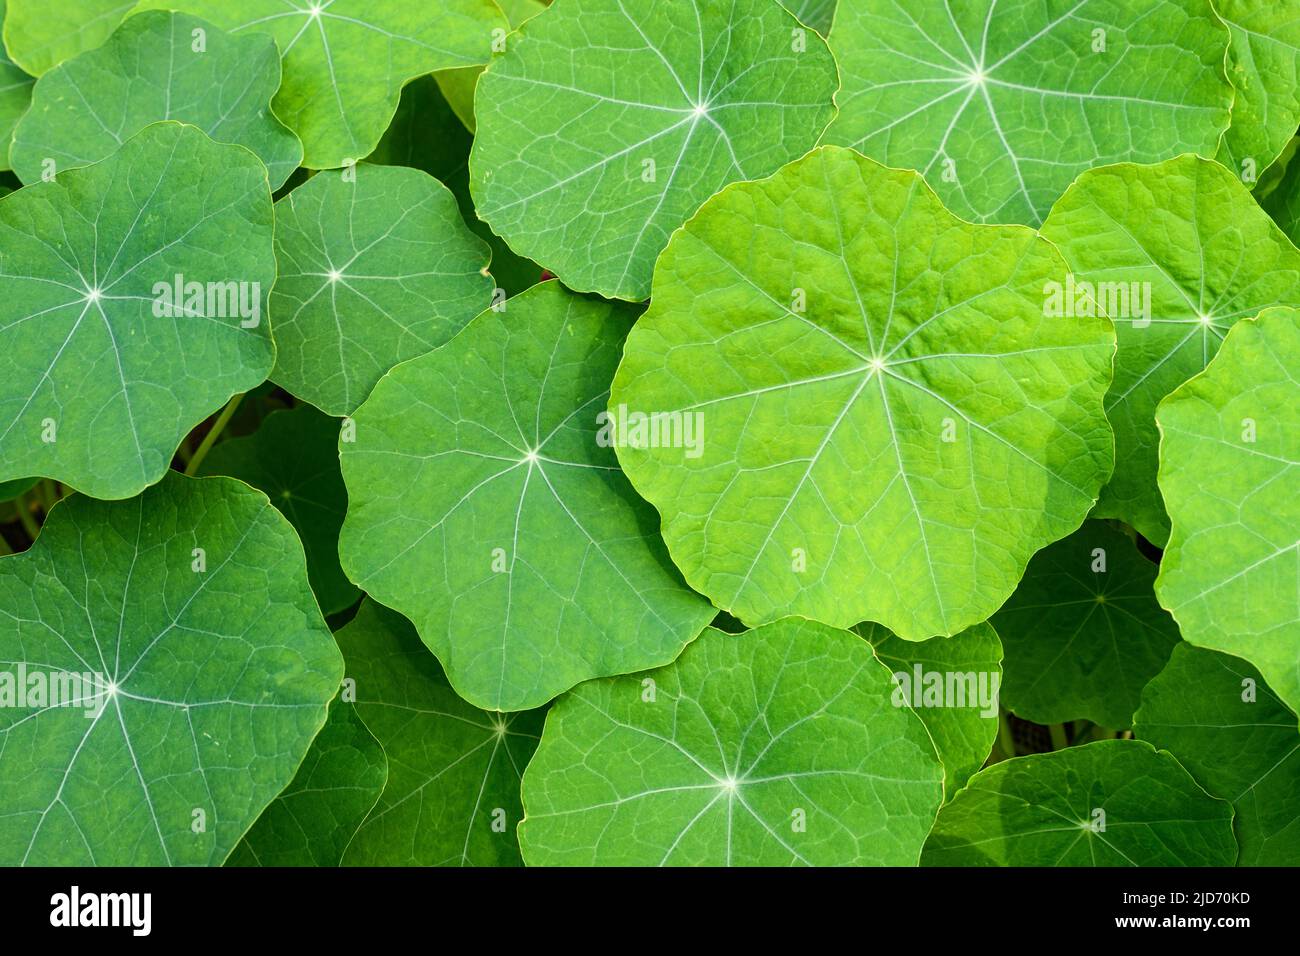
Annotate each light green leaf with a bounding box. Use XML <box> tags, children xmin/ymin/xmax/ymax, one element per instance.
<box><xmin>470</xmin><ymin>0</ymin><xmax>839</xmax><ymax>301</ymax></box>
<box><xmin>782</xmin><ymin>0</ymin><xmax>836</xmax><ymax>34</ymax></box>
<box><xmin>991</xmin><ymin>521</ymin><xmax>1180</xmax><ymax>730</ymax></box>
<box><xmin>0</xmin><ymin>472</ymin><xmax>344</xmax><ymax>865</ymax></box>
<box><xmin>137</xmin><ymin>0</ymin><xmax>508</xmax><ymax>169</ymax></box>
<box><xmin>227</xmin><ymin>695</ymin><xmax>387</xmax><ymax>867</ymax></box>
<box><xmin>1214</xmin><ymin>0</ymin><xmax>1300</xmax><ymax>184</ymax></box>
<box><xmin>519</xmin><ymin>618</ymin><xmax>945</xmax><ymax>866</ymax></box>
<box><xmin>2</xmin><ymin>0</ymin><xmax>135</xmax><ymax>76</ymax></box>
<box><xmin>1041</xmin><ymin>155</ymin><xmax>1300</xmax><ymax>545</ymax></box>
<box><xmin>611</xmin><ymin>146</ymin><xmax>1114</xmax><ymax>639</ymax></box>
<box><xmin>434</xmin><ymin>0</ymin><xmax>546</xmax><ymax>133</ymax></box>
<box><xmin>822</xmin><ymin>0</ymin><xmax>1232</xmax><ymax>226</ymax></box>
<box><xmin>270</xmin><ymin>163</ymin><xmax>493</xmax><ymax>416</ymax></box>
<box><xmin>337</xmin><ymin>600</ymin><xmax>543</xmax><ymax>866</ymax></box>
<box><xmin>197</xmin><ymin>405</ymin><xmax>358</xmax><ymax>616</ymax></box>
<box><xmin>339</xmin><ymin>282</ymin><xmax>715</xmax><ymax>712</ymax></box>
<box><xmin>0</xmin><ymin>122</ymin><xmax>276</xmax><ymax>500</ymax></box>
<box><xmin>922</xmin><ymin>740</ymin><xmax>1236</xmax><ymax>866</ymax></box>
<box><xmin>1136</xmin><ymin>644</ymin><xmax>1300</xmax><ymax>865</ymax></box>
<box><xmin>0</xmin><ymin>0</ymin><xmax>35</xmax><ymax>173</ymax></box>
<box><xmin>1155</xmin><ymin>307</ymin><xmax>1300</xmax><ymax>716</ymax></box>
<box><xmin>10</xmin><ymin>11</ymin><xmax>302</xmax><ymax>189</ymax></box>
<box><xmin>857</xmin><ymin>622</ymin><xmax>1002</xmax><ymax>799</ymax></box>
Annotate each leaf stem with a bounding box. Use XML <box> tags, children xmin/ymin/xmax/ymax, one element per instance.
<box><xmin>184</xmin><ymin>393</ymin><xmax>245</xmax><ymax>477</ymax></box>
<box><xmin>1049</xmin><ymin>723</ymin><xmax>1070</xmax><ymax>751</ymax></box>
<box><xmin>997</xmin><ymin>710</ymin><xmax>1017</xmax><ymax>760</ymax></box>
<box><xmin>16</xmin><ymin>493</ymin><xmax>41</xmax><ymax>541</ymax></box>
<box><xmin>0</xmin><ymin>531</ymin><xmax>12</xmax><ymax>556</ymax></box>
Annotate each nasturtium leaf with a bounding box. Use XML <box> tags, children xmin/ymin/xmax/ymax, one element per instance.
<box><xmin>856</xmin><ymin>622</ymin><xmax>1002</xmax><ymax>799</ymax></box>
<box><xmin>137</xmin><ymin>0</ymin><xmax>509</xmax><ymax>169</ymax></box>
<box><xmin>611</xmin><ymin>146</ymin><xmax>1114</xmax><ymax>639</ymax></box>
<box><xmin>922</xmin><ymin>740</ymin><xmax>1236</xmax><ymax>866</ymax></box>
<box><xmin>0</xmin><ymin>476</ymin><xmax>35</xmax><ymax>500</ymax></box>
<box><xmin>1154</xmin><ymin>307</ymin><xmax>1300</xmax><ymax>717</ymax></box>
<box><xmin>434</xmin><ymin>0</ymin><xmax>546</xmax><ymax>134</ymax></box>
<box><xmin>270</xmin><ymin>163</ymin><xmax>493</xmax><ymax>416</ymax></box>
<box><xmin>368</xmin><ymin>75</ymin><xmax>540</xmax><ymax>297</ymax></box>
<box><xmin>227</xmin><ymin>695</ymin><xmax>387</xmax><ymax>867</ymax></box>
<box><xmin>990</xmin><ymin>521</ymin><xmax>1180</xmax><ymax>730</ymax></box>
<box><xmin>470</xmin><ymin>0</ymin><xmax>840</xmax><ymax>301</ymax></box>
<box><xmin>0</xmin><ymin>472</ymin><xmax>344</xmax><ymax>865</ymax></box>
<box><xmin>782</xmin><ymin>0</ymin><xmax>836</xmax><ymax>34</ymax></box>
<box><xmin>1214</xmin><ymin>0</ymin><xmax>1300</xmax><ymax>185</ymax></box>
<box><xmin>10</xmin><ymin>11</ymin><xmax>302</xmax><ymax>189</ymax></box>
<box><xmin>336</xmin><ymin>600</ymin><xmax>544</xmax><ymax>866</ymax></box>
<box><xmin>822</xmin><ymin>0</ymin><xmax>1232</xmax><ymax>226</ymax></box>
<box><xmin>0</xmin><ymin>122</ymin><xmax>275</xmax><ymax>500</ymax></box>
<box><xmin>0</xmin><ymin>1</ymin><xmax>34</xmax><ymax>173</ymax></box>
<box><xmin>197</xmin><ymin>405</ymin><xmax>358</xmax><ymax>616</ymax></box>
<box><xmin>1136</xmin><ymin>644</ymin><xmax>1300</xmax><ymax>865</ymax></box>
<box><xmin>339</xmin><ymin>282</ymin><xmax>715</xmax><ymax>712</ymax></box>
<box><xmin>2</xmin><ymin>0</ymin><xmax>134</xmax><ymax>76</ymax></box>
<box><xmin>519</xmin><ymin>618</ymin><xmax>945</xmax><ymax>866</ymax></box>
<box><xmin>1041</xmin><ymin>155</ymin><xmax>1300</xmax><ymax>545</ymax></box>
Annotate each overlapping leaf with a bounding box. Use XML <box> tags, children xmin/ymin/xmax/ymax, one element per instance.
<box><xmin>470</xmin><ymin>0</ymin><xmax>839</xmax><ymax>300</ymax></box>
<box><xmin>782</xmin><ymin>0</ymin><xmax>836</xmax><ymax>34</ymax></box>
<box><xmin>1042</xmin><ymin>155</ymin><xmax>1300</xmax><ymax>544</ymax></box>
<box><xmin>1155</xmin><ymin>307</ymin><xmax>1300</xmax><ymax>717</ymax></box>
<box><xmin>339</xmin><ymin>282</ymin><xmax>716</xmax><ymax>712</ymax></box>
<box><xmin>611</xmin><ymin>146</ymin><xmax>1114</xmax><ymax>639</ymax></box>
<box><xmin>2</xmin><ymin>0</ymin><xmax>135</xmax><ymax>76</ymax></box>
<box><xmin>822</xmin><ymin>0</ymin><xmax>1232</xmax><ymax>226</ymax></box>
<box><xmin>10</xmin><ymin>11</ymin><xmax>302</xmax><ymax>188</ymax></box>
<box><xmin>0</xmin><ymin>0</ymin><xmax>34</xmax><ymax>172</ymax></box>
<box><xmin>434</xmin><ymin>0</ymin><xmax>545</xmax><ymax>134</ymax></box>
<box><xmin>519</xmin><ymin>618</ymin><xmax>945</xmax><ymax>866</ymax></box>
<box><xmin>0</xmin><ymin>122</ymin><xmax>276</xmax><ymax>500</ymax></box>
<box><xmin>0</xmin><ymin>472</ymin><xmax>344</xmax><ymax>865</ymax></box>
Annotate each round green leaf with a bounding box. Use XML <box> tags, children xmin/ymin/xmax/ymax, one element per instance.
<box><xmin>857</xmin><ymin>622</ymin><xmax>1003</xmax><ymax>799</ymax></box>
<box><xmin>0</xmin><ymin>0</ymin><xmax>35</xmax><ymax>173</ymax></box>
<box><xmin>519</xmin><ymin>618</ymin><xmax>945</xmax><ymax>866</ymax></box>
<box><xmin>0</xmin><ymin>472</ymin><xmax>344</xmax><ymax>865</ymax></box>
<box><xmin>822</xmin><ymin>0</ymin><xmax>1232</xmax><ymax>226</ymax></box>
<box><xmin>0</xmin><ymin>122</ymin><xmax>276</xmax><ymax>500</ymax></box>
<box><xmin>1041</xmin><ymin>155</ymin><xmax>1300</xmax><ymax>544</ymax></box>
<box><xmin>10</xmin><ymin>11</ymin><xmax>302</xmax><ymax>189</ymax></box>
<box><xmin>2</xmin><ymin>0</ymin><xmax>135</xmax><ymax>76</ymax></box>
<box><xmin>197</xmin><ymin>405</ymin><xmax>359</xmax><ymax>616</ymax></box>
<box><xmin>470</xmin><ymin>0</ymin><xmax>840</xmax><ymax>301</ymax></box>
<box><xmin>339</xmin><ymin>282</ymin><xmax>715</xmax><ymax>712</ymax></box>
<box><xmin>611</xmin><ymin>146</ymin><xmax>1115</xmax><ymax>639</ymax></box>
<box><xmin>922</xmin><ymin>740</ymin><xmax>1236</xmax><ymax>866</ymax></box>
<box><xmin>270</xmin><ymin>163</ymin><xmax>493</xmax><ymax>416</ymax></box>
<box><xmin>1136</xmin><ymin>644</ymin><xmax>1300</xmax><ymax>865</ymax></box>
<box><xmin>1155</xmin><ymin>307</ymin><xmax>1300</xmax><ymax>717</ymax></box>
<box><xmin>137</xmin><ymin>0</ymin><xmax>509</xmax><ymax>169</ymax></box>
<box><xmin>991</xmin><ymin>521</ymin><xmax>1181</xmax><ymax>729</ymax></box>
<box><xmin>227</xmin><ymin>695</ymin><xmax>387</xmax><ymax>867</ymax></box>
<box><xmin>337</xmin><ymin>600</ymin><xmax>544</xmax><ymax>867</ymax></box>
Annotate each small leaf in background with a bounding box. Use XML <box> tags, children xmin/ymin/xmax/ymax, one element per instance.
<box><xmin>337</xmin><ymin>600</ymin><xmax>544</xmax><ymax>867</ymax></box>
<box><xmin>1136</xmin><ymin>644</ymin><xmax>1300</xmax><ymax>865</ymax></box>
<box><xmin>1155</xmin><ymin>307</ymin><xmax>1300</xmax><ymax>716</ymax></box>
<box><xmin>857</xmin><ymin>622</ymin><xmax>1003</xmax><ymax>799</ymax></box>
<box><xmin>991</xmin><ymin>521</ymin><xmax>1181</xmax><ymax>730</ymax></box>
<box><xmin>470</xmin><ymin>0</ymin><xmax>839</xmax><ymax>300</ymax></box>
<box><xmin>197</xmin><ymin>404</ymin><xmax>358</xmax><ymax>616</ymax></box>
<box><xmin>1042</xmin><ymin>155</ymin><xmax>1300</xmax><ymax>545</ymax></box>
<box><xmin>2</xmin><ymin>0</ymin><xmax>134</xmax><ymax>75</ymax></box>
<box><xmin>0</xmin><ymin>472</ymin><xmax>343</xmax><ymax>865</ymax></box>
<box><xmin>922</xmin><ymin>740</ymin><xmax>1237</xmax><ymax>866</ymax></box>
<box><xmin>612</xmin><ymin>146</ymin><xmax>1114</xmax><ymax>638</ymax></box>
<box><xmin>0</xmin><ymin>0</ymin><xmax>34</xmax><ymax>173</ymax></box>
<box><xmin>822</xmin><ymin>0</ymin><xmax>1232</xmax><ymax>225</ymax></box>
<box><xmin>0</xmin><ymin>122</ymin><xmax>276</xmax><ymax>500</ymax></box>
<box><xmin>10</xmin><ymin>11</ymin><xmax>302</xmax><ymax>189</ymax></box>
<box><xmin>434</xmin><ymin>0</ymin><xmax>546</xmax><ymax>133</ymax></box>
<box><xmin>227</xmin><ymin>695</ymin><xmax>387</xmax><ymax>867</ymax></box>
<box><xmin>519</xmin><ymin>618</ymin><xmax>945</xmax><ymax>866</ymax></box>
<box><xmin>339</xmin><ymin>282</ymin><xmax>716</xmax><ymax>712</ymax></box>
<box><xmin>136</xmin><ymin>0</ymin><xmax>509</xmax><ymax>168</ymax></box>
<box><xmin>269</xmin><ymin>163</ymin><xmax>493</xmax><ymax>416</ymax></box>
